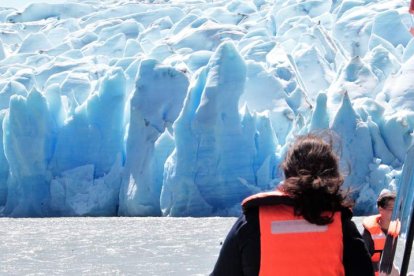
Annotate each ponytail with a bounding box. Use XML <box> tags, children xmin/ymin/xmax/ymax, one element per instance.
<box><xmin>280</xmin><ymin>134</ymin><xmax>352</xmax><ymax>225</ymax></box>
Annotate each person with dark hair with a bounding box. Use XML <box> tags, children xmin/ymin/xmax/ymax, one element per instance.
<box><xmin>362</xmin><ymin>190</ymin><xmax>397</xmax><ymax>275</ymax></box>
<box><xmin>211</xmin><ymin>134</ymin><xmax>373</xmax><ymax>276</ymax></box>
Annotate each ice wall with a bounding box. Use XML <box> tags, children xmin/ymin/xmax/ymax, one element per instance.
<box><xmin>0</xmin><ymin>0</ymin><xmax>413</xmax><ymax>217</ymax></box>
<box><xmin>161</xmin><ymin>42</ymin><xmax>276</xmax><ymax>216</ymax></box>
<box><xmin>118</xmin><ymin>59</ymin><xmax>189</xmax><ymax>216</ymax></box>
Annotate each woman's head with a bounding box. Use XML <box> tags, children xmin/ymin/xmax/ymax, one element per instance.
<box><xmin>280</xmin><ymin>134</ymin><xmax>351</xmax><ymax>225</ymax></box>
<box><xmin>282</xmin><ymin>134</ymin><xmax>341</xmax><ymax>181</ymax></box>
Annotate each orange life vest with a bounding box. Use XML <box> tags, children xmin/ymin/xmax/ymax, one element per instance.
<box><xmin>243</xmin><ymin>191</ymin><xmax>345</xmax><ymax>276</ymax></box>
<box><xmin>362</xmin><ymin>215</ymin><xmax>386</xmax><ymax>264</ymax></box>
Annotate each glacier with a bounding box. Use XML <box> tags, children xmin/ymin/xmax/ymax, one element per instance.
<box><xmin>0</xmin><ymin>0</ymin><xmax>413</xmax><ymax>217</ymax></box>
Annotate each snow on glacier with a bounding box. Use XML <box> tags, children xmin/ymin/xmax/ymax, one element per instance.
<box><xmin>0</xmin><ymin>0</ymin><xmax>413</xmax><ymax>217</ymax></box>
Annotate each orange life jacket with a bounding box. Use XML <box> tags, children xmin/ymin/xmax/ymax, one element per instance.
<box><xmin>362</xmin><ymin>215</ymin><xmax>386</xmax><ymax>264</ymax></box>
<box><xmin>243</xmin><ymin>191</ymin><xmax>345</xmax><ymax>276</ymax></box>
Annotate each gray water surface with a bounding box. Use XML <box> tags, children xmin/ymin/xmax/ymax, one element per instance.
<box><xmin>0</xmin><ymin>217</ymin><xmax>412</xmax><ymax>275</ymax></box>
<box><xmin>0</xmin><ymin>217</ymin><xmax>235</xmax><ymax>275</ymax></box>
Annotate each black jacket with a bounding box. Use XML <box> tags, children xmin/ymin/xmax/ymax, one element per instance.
<box><xmin>211</xmin><ymin>196</ymin><xmax>374</xmax><ymax>276</ymax></box>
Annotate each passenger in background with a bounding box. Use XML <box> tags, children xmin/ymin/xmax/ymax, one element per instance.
<box><xmin>211</xmin><ymin>134</ymin><xmax>373</xmax><ymax>276</ymax></box>
<box><xmin>362</xmin><ymin>190</ymin><xmax>397</xmax><ymax>275</ymax></box>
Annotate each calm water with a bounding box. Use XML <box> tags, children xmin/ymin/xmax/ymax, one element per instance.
<box><xmin>0</xmin><ymin>217</ymin><xmax>235</xmax><ymax>275</ymax></box>
<box><xmin>0</xmin><ymin>217</ymin><xmax>412</xmax><ymax>275</ymax></box>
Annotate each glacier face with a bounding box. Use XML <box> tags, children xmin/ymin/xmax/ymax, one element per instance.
<box><xmin>0</xmin><ymin>0</ymin><xmax>413</xmax><ymax>217</ymax></box>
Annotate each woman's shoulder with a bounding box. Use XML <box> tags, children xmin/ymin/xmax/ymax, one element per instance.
<box><xmin>339</xmin><ymin>207</ymin><xmax>361</xmax><ymax>236</ymax></box>
<box><xmin>340</xmin><ymin>206</ymin><xmax>353</xmax><ymax>221</ymax></box>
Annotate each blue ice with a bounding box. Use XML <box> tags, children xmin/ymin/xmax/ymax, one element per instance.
<box><xmin>0</xmin><ymin>0</ymin><xmax>413</xmax><ymax>217</ymax></box>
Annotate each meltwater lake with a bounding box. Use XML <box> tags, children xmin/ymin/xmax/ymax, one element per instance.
<box><xmin>0</xmin><ymin>217</ymin><xmax>413</xmax><ymax>275</ymax></box>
